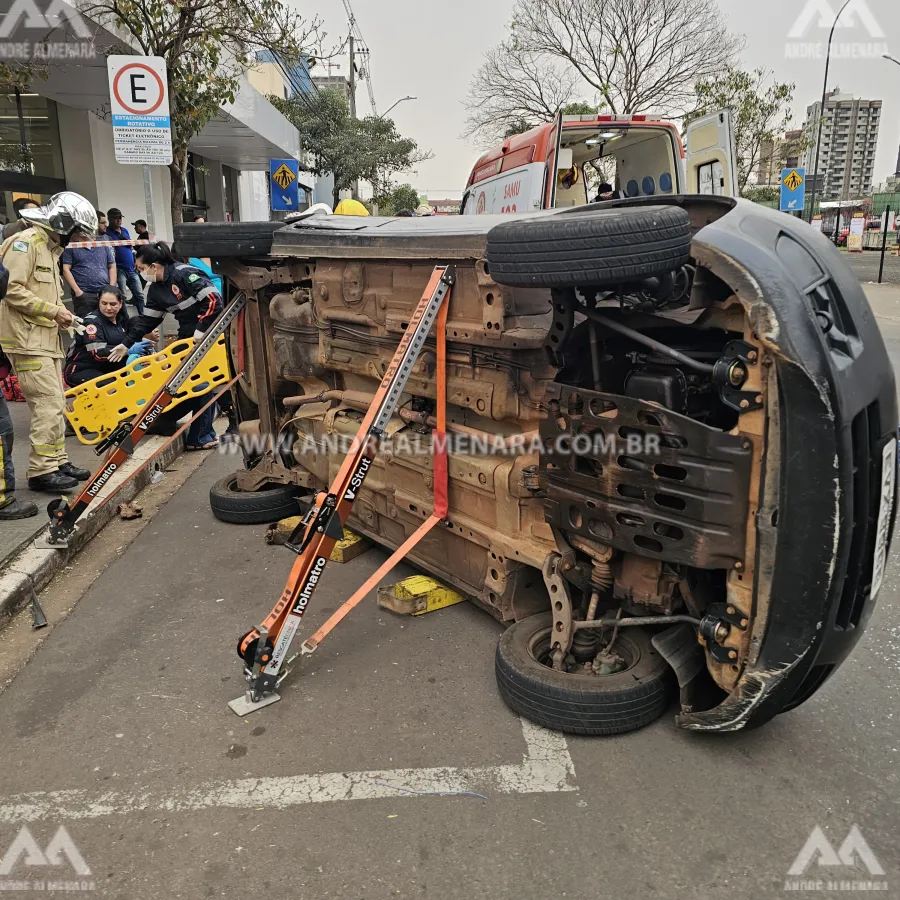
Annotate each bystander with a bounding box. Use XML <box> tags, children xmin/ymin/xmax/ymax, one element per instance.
<box><xmin>0</xmin><ymin>349</ymin><xmax>38</xmax><ymax>520</ymax></box>
<box><xmin>132</xmin><ymin>219</ymin><xmax>150</xmax><ymax>242</ymax></box>
<box><xmin>61</xmin><ymin>213</ymin><xmax>116</xmax><ymax>317</ymax></box>
<box><xmin>2</xmin><ymin>198</ymin><xmax>39</xmax><ymax>241</ymax></box>
<box><xmin>106</xmin><ymin>208</ymin><xmax>145</xmax><ymax>314</ymax></box>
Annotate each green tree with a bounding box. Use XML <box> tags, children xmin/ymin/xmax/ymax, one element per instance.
<box><xmin>742</xmin><ymin>186</ymin><xmax>779</xmax><ymax>204</ymax></box>
<box><xmin>80</xmin><ymin>0</ymin><xmax>321</xmax><ymax>224</ymax></box>
<box><xmin>562</xmin><ymin>102</ymin><xmax>597</xmax><ymax>116</ymax></box>
<box><xmin>373</xmin><ymin>184</ymin><xmax>421</xmax><ymax>216</ymax></box>
<box><xmin>273</xmin><ymin>89</ymin><xmax>432</xmax><ymax>208</ymax></box>
<box><xmin>684</xmin><ymin>66</ymin><xmax>796</xmax><ymax>195</ymax></box>
<box><xmin>503</xmin><ymin>117</ymin><xmax>537</xmax><ymax>138</ymax></box>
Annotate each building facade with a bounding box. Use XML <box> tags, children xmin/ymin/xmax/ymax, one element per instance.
<box><xmin>755</xmin><ymin>129</ymin><xmax>804</xmax><ymax>189</ymax></box>
<box><xmin>802</xmin><ymin>88</ymin><xmax>881</xmax><ymax>201</ymax></box>
<box><xmin>0</xmin><ymin>2</ymin><xmax>304</xmax><ymax>237</ymax></box>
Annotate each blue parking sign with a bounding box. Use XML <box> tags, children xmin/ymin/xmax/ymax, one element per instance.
<box><xmin>780</xmin><ymin>167</ymin><xmax>806</xmax><ymax>213</ymax></box>
<box><xmin>270</xmin><ymin>159</ymin><xmax>300</xmax><ymax>211</ymax></box>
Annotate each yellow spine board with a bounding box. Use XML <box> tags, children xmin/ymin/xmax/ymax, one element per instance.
<box><xmin>64</xmin><ymin>336</ymin><xmax>230</xmax><ymax>445</ymax></box>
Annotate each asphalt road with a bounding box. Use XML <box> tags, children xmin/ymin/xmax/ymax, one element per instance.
<box><xmin>0</xmin><ymin>292</ymin><xmax>899</xmax><ymax>898</ymax></box>
<box><xmin>844</xmin><ymin>249</ymin><xmax>900</xmax><ymax>286</ymax></box>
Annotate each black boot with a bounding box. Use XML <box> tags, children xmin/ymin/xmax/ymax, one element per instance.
<box><xmin>0</xmin><ymin>497</ymin><xmax>38</xmax><ymax>519</ymax></box>
<box><xmin>221</xmin><ymin>410</ymin><xmax>240</xmax><ymax>442</ymax></box>
<box><xmin>28</xmin><ymin>471</ymin><xmax>78</xmax><ymax>492</ymax></box>
<box><xmin>59</xmin><ymin>462</ymin><xmax>91</xmax><ymax>481</ymax></box>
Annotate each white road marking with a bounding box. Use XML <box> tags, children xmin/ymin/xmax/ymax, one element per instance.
<box><xmin>0</xmin><ymin>720</ymin><xmax>576</xmax><ymax>823</ymax></box>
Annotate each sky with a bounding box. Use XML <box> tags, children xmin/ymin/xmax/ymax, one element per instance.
<box><xmin>304</xmin><ymin>0</ymin><xmax>900</xmax><ymax>199</ymax></box>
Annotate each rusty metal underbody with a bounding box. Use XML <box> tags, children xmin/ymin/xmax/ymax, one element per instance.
<box><xmin>222</xmin><ymin>241</ymin><xmax>767</xmax><ymax>695</ymax></box>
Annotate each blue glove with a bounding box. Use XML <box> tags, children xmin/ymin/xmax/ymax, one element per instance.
<box><xmin>128</xmin><ymin>340</ymin><xmax>155</xmax><ymax>356</ymax></box>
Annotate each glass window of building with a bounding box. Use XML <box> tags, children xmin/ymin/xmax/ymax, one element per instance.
<box><xmin>0</xmin><ymin>86</ymin><xmax>66</xmax><ymax>229</ymax></box>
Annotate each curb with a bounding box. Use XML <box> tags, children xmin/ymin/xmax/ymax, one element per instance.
<box><xmin>0</xmin><ymin>435</ymin><xmax>185</xmax><ymax>623</ymax></box>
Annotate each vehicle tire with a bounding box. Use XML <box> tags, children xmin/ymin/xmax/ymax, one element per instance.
<box><xmin>485</xmin><ymin>206</ymin><xmax>691</xmax><ymax>288</ymax></box>
<box><xmin>209</xmin><ymin>474</ymin><xmax>304</xmax><ymax>525</ymax></box>
<box><xmin>495</xmin><ymin>613</ymin><xmax>674</xmax><ymax>735</ymax></box>
<box><xmin>172</xmin><ymin>221</ymin><xmax>283</xmax><ymax>259</ymax></box>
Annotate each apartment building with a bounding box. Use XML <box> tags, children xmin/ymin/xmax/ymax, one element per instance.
<box><xmin>802</xmin><ymin>88</ymin><xmax>881</xmax><ymax>201</ymax></box>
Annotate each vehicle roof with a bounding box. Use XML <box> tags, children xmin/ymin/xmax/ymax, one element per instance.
<box><xmin>271</xmin><ymin>209</ymin><xmax>563</xmax><ymax>260</ymax></box>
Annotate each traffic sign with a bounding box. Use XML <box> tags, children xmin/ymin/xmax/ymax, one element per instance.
<box><xmin>270</xmin><ymin>159</ymin><xmax>300</xmax><ymax>211</ymax></box>
<box><xmin>780</xmin><ymin>167</ymin><xmax>805</xmax><ymax>212</ymax></box>
<box><xmin>107</xmin><ymin>55</ymin><xmax>172</xmax><ymax>166</ymax></box>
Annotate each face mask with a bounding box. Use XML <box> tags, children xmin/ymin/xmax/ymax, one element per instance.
<box><xmin>139</xmin><ymin>267</ymin><xmax>156</xmax><ymax>284</ymax></box>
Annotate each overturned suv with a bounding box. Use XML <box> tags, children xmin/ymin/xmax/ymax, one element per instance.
<box><xmin>175</xmin><ymin>195</ymin><xmax>896</xmax><ymax>735</ymax></box>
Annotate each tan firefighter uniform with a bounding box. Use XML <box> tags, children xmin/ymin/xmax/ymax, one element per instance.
<box><xmin>0</xmin><ymin>225</ymin><xmax>71</xmax><ymax>478</ymax></box>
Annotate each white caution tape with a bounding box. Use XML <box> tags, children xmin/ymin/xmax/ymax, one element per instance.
<box><xmin>65</xmin><ymin>239</ymin><xmax>152</xmax><ymax>248</ymax></box>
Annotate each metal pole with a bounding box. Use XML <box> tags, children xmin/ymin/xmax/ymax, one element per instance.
<box><xmin>348</xmin><ymin>33</ymin><xmax>358</xmax><ymax>200</ymax></box>
<box><xmin>378</xmin><ymin>96</ymin><xmax>417</xmax><ymax>120</ymax></box>
<box><xmin>348</xmin><ymin>34</ymin><xmax>357</xmax><ymax>120</ymax></box>
<box><xmin>879</xmin><ymin>205</ymin><xmax>890</xmax><ymax>284</ymax></box>
<box><xmin>807</xmin><ymin>0</ymin><xmax>853</xmax><ymax>223</ymax></box>
<box><xmin>142</xmin><ymin>165</ymin><xmax>155</xmax><ymax>237</ymax></box>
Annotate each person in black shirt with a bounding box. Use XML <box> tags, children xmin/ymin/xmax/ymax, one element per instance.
<box><xmin>64</xmin><ymin>285</ymin><xmax>153</xmax><ymax>386</ymax></box>
<box><xmin>118</xmin><ymin>242</ymin><xmax>224</xmax><ymax>449</ymax></box>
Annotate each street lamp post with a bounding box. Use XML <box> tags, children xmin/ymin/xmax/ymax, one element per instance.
<box><xmin>807</xmin><ymin>0</ymin><xmax>853</xmax><ymax>222</ymax></box>
<box><xmin>378</xmin><ymin>96</ymin><xmax>416</xmax><ymax>120</ymax></box>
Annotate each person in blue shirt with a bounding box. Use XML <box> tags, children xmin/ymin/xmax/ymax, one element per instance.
<box><xmin>106</xmin><ymin>207</ymin><xmax>145</xmax><ymax>314</ymax></box>
<box><xmin>187</xmin><ymin>256</ymin><xmax>223</xmax><ymax>295</ymax></box>
<box><xmin>61</xmin><ymin>215</ymin><xmax>116</xmax><ymax>318</ymax></box>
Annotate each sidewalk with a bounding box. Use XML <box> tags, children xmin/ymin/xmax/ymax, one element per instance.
<box><xmin>0</xmin><ymin>401</ymin><xmax>99</xmax><ymax>567</ymax></box>
<box><xmin>0</xmin><ymin>300</ymin><xmax>180</xmax><ymax>568</ymax></box>
<box><xmin>862</xmin><ymin>282</ymin><xmax>900</xmax><ymax>323</ymax></box>
<box><xmin>0</xmin><ymin>394</ymin><xmax>215</xmax><ymax>624</ymax></box>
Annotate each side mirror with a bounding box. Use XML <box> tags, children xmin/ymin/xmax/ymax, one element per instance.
<box><xmin>557</xmin><ymin>148</ymin><xmax>574</xmax><ymax>170</ymax></box>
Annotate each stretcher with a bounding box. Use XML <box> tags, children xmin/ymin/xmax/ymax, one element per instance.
<box><xmin>64</xmin><ymin>336</ymin><xmax>230</xmax><ymax>445</ymax></box>
<box><xmin>37</xmin><ymin>294</ymin><xmax>246</xmax><ymax>549</ymax></box>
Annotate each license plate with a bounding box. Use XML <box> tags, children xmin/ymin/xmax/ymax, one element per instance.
<box><xmin>870</xmin><ymin>438</ymin><xmax>897</xmax><ymax>600</ymax></box>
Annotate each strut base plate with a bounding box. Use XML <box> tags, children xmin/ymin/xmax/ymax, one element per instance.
<box><xmin>227</xmin><ymin>691</ymin><xmax>282</xmax><ymax>717</ymax></box>
<box><xmin>33</xmin><ymin>533</ymin><xmax>70</xmax><ymax>550</ymax></box>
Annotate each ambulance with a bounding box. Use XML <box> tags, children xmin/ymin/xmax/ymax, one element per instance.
<box><xmin>461</xmin><ymin>110</ymin><xmax>738</xmax><ymax>215</ymax></box>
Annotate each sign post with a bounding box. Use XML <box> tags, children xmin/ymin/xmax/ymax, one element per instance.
<box><xmin>269</xmin><ymin>159</ymin><xmax>300</xmax><ymax>212</ymax></box>
<box><xmin>780</xmin><ymin>167</ymin><xmax>806</xmax><ymax>214</ymax></box>
<box><xmin>878</xmin><ymin>206</ymin><xmax>891</xmax><ymax>284</ymax></box>
<box><xmin>107</xmin><ymin>56</ymin><xmax>173</xmax><ymax>166</ymax></box>
<box><xmin>848</xmin><ymin>213</ymin><xmax>865</xmax><ymax>253</ymax></box>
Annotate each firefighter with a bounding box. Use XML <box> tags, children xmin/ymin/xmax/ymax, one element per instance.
<box><xmin>63</xmin><ymin>285</ymin><xmax>154</xmax><ymax>386</ymax></box>
<box><xmin>0</xmin><ymin>192</ymin><xmax>92</xmax><ymax>492</ymax></box>
<box><xmin>116</xmin><ymin>242</ymin><xmax>224</xmax><ymax>449</ymax></box>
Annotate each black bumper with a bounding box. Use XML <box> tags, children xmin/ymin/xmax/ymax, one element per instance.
<box><xmin>666</xmin><ymin>198</ymin><xmax>897</xmax><ymax>730</ymax></box>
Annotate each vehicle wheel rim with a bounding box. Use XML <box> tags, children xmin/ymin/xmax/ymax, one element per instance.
<box><xmin>525</xmin><ymin>625</ymin><xmax>640</xmax><ymax>679</ymax></box>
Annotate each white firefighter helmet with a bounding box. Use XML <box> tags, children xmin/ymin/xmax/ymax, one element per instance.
<box><xmin>21</xmin><ymin>191</ymin><xmax>98</xmax><ymax>238</ymax></box>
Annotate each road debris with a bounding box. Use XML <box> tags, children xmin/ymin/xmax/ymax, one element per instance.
<box><xmin>118</xmin><ymin>501</ymin><xmax>143</xmax><ymax>520</ymax></box>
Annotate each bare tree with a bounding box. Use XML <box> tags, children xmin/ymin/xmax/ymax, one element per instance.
<box><xmin>463</xmin><ymin>40</ymin><xmax>579</xmax><ymax>147</ymax></box>
<box><xmin>509</xmin><ymin>0</ymin><xmax>743</xmax><ymax>118</ymax></box>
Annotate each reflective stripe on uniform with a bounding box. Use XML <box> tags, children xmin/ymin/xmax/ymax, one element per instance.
<box><xmin>144</xmin><ymin>308</ymin><xmax>166</xmax><ymax>319</ymax></box>
<box><xmin>35</xmin><ymin>441</ymin><xmax>65</xmax><ymax>456</ymax></box>
<box><xmin>14</xmin><ymin>359</ymin><xmax>43</xmax><ymax>371</ymax></box>
<box><xmin>174</xmin><ymin>295</ymin><xmax>201</xmax><ymax>310</ymax></box>
<box><xmin>85</xmin><ymin>342</ymin><xmax>107</xmax><ymax>351</ymax></box>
